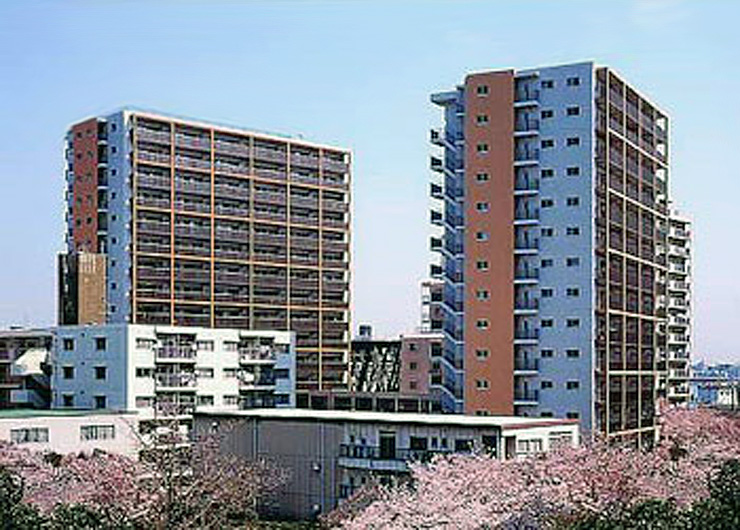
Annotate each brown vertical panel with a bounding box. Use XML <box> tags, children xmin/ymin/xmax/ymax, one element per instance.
<box><xmin>463</xmin><ymin>71</ymin><xmax>515</xmax><ymax>415</ymax></box>
<box><xmin>71</xmin><ymin>119</ymin><xmax>100</xmax><ymax>252</ymax></box>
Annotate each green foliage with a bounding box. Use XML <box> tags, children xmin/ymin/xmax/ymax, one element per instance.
<box><xmin>688</xmin><ymin>459</ymin><xmax>740</xmax><ymax>530</ymax></box>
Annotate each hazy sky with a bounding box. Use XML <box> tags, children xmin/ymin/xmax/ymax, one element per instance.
<box><xmin>0</xmin><ymin>1</ymin><xmax>738</xmax><ymax>362</ymax></box>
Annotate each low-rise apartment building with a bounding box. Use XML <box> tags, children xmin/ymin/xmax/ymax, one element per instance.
<box><xmin>196</xmin><ymin>408</ymin><xmax>579</xmax><ymax>519</ymax></box>
<box><xmin>0</xmin><ymin>328</ymin><xmax>52</xmax><ymax>409</ymax></box>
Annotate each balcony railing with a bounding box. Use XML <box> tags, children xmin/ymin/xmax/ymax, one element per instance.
<box><xmin>156</xmin><ymin>346</ymin><xmax>196</xmax><ymax>360</ymax></box>
<box><xmin>155</xmin><ymin>373</ymin><xmax>197</xmax><ymax>388</ymax></box>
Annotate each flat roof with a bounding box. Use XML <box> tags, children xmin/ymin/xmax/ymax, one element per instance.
<box><xmin>196</xmin><ymin>408</ymin><xmax>578</xmax><ymax>430</ymax></box>
<box><xmin>0</xmin><ymin>409</ymin><xmax>137</xmax><ymax>420</ymax></box>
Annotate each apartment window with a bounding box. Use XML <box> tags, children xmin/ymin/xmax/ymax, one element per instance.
<box><xmin>566</xmin><ymin>197</ymin><xmax>580</xmax><ymax>206</ymax></box>
<box><xmin>476</xmin><ymin>85</ymin><xmax>489</xmax><ymax>96</ymax></box>
<box><xmin>541</xmin><ymin>319</ymin><xmax>554</xmax><ymax>328</ymax></box>
<box><xmin>95</xmin><ymin>366</ymin><xmax>107</xmax><ymax>380</ymax></box>
<box><xmin>135</xmin><ymin>338</ymin><xmax>155</xmax><ymax>349</ymax></box>
<box><xmin>566</xmin><ymin>257</ymin><xmax>580</xmax><ymax>267</ymax></box>
<box><xmin>197</xmin><ymin>395</ymin><xmax>215</xmax><ymax>406</ymax></box>
<box><xmin>541</xmin><ymin>198</ymin><xmax>554</xmax><ymax>208</ymax></box>
<box><xmin>110</xmin><ymin>282</ymin><xmax>117</xmax><ymax>291</ymax></box>
<box><xmin>566</xmin><ymin>76</ymin><xmax>581</xmax><ymax>86</ymax></box>
<box><xmin>566</xmin><ymin>106</ymin><xmax>580</xmax><ymax>116</ymax></box>
<box><xmin>566</xmin><ymin>349</ymin><xmax>580</xmax><ymax>358</ymax></box>
<box><xmin>541</xmin><ymin>80</ymin><xmax>554</xmax><ymax>89</ymax></box>
<box><xmin>541</xmin><ymin>380</ymin><xmax>554</xmax><ymax>389</ymax></box>
<box><xmin>541</xmin><ymin>258</ymin><xmax>553</xmax><ymax>268</ymax></box>
<box><xmin>541</xmin><ymin>139</ymin><xmax>554</xmax><ymax>149</ymax></box>
<box><xmin>566</xmin><ymin>380</ymin><xmax>580</xmax><ymax>390</ymax></box>
<box><xmin>135</xmin><ymin>396</ymin><xmax>154</xmax><ymax>408</ymax></box>
<box><xmin>476</xmin><ymin>114</ymin><xmax>489</xmax><ymax>125</ymax></box>
<box><xmin>476</xmin><ymin>349</ymin><xmax>490</xmax><ymax>359</ymax></box>
<box><xmin>476</xmin><ymin>202</ymin><xmax>490</xmax><ymax>212</ymax></box>
<box><xmin>197</xmin><ymin>367</ymin><xmax>214</xmax><ymax>378</ymax></box>
<box><xmin>566</xmin><ymin>166</ymin><xmax>580</xmax><ymax>176</ymax></box>
<box><xmin>541</xmin><ymin>349</ymin><xmax>554</xmax><ymax>358</ymax></box>
<box><xmin>476</xmin><ymin>379</ymin><xmax>490</xmax><ymax>390</ymax></box>
<box><xmin>94</xmin><ymin>395</ymin><xmax>107</xmax><ymax>409</ymax></box>
<box><xmin>80</xmin><ymin>425</ymin><xmax>115</xmax><ymax>441</ymax></box>
<box><xmin>135</xmin><ymin>368</ymin><xmax>153</xmax><ymax>378</ymax></box>
<box><xmin>62</xmin><ymin>366</ymin><xmax>74</xmax><ymax>379</ymax></box>
<box><xmin>566</xmin><ymin>287</ymin><xmax>580</xmax><ymax>297</ymax></box>
<box><xmin>63</xmin><ymin>338</ymin><xmax>74</xmax><ymax>351</ymax></box>
<box><xmin>476</xmin><ymin>290</ymin><xmax>490</xmax><ymax>300</ymax></box>
<box><xmin>223</xmin><ymin>368</ymin><xmax>238</xmax><ymax>378</ymax></box>
<box><xmin>476</xmin><ymin>319</ymin><xmax>489</xmax><ymax>329</ymax></box>
<box><xmin>476</xmin><ymin>231</ymin><xmax>489</xmax><ymax>242</ymax></box>
<box><xmin>476</xmin><ymin>172</ymin><xmax>489</xmax><ymax>182</ymax></box>
<box><xmin>408</xmin><ymin>343</ymin><xmax>418</xmax><ymax>351</ymax></box>
<box><xmin>541</xmin><ymin>168</ymin><xmax>554</xmax><ymax>178</ymax></box>
<box><xmin>196</xmin><ymin>340</ymin><xmax>214</xmax><ymax>351</ymax></box>
<box><xmin>541</xmin><ymin>109</ymin><xmax>554</xmax><ymax>119</ymax></box>
<box><xmin>566</xmin><ymin>412</ymin><xmax>580</xmax><ymax>419</ymax></box>
<box><xmin>223</xmin><ymin>395</ymin><xmax>239</xmax><ymax>406</ymax></box>
<box><xmin>540</xmin><ymin>411</ymin><xmax>554</xmax><ymax>418</ymax></box>
<box><xmin>10</xmin><ymin>428</ymin><xmax>49</xmax><ymax>444</ymax></box>
<box><xmin>566</xmin><ymin>137</ymin><xmax>580</xmax><ymax>146</ymax></box>
<box><xmin>566</xmin><ymin>227</ymin><xmax>581</xmax><ymax>236</ymax></box>
<box><xmin>62</xmin><ymin>394</ymin><xmax>74</xmax><ymax>407</ymax></box>
<box><xmin>409</xmin><ymin>361</ymin><xmax>418</xmax><ymax>370</ymax></box>
<box><xmin>476</xmin><ymin>143</ymin><xmax>489</xmax><ymax>154</ymax></box>
<box><xmin>223</xmin><ymin>341</ymin><xmax>238</xmax><ymax>352</ymax></box>
<box><xmin>541</xmin><ymin>288</ymin><xmax>553</xmax><ymax>298</ymax></box>
<box><xmin>541</xmin><ymin>228</ymin><xmax>554</xmax><ymax>237</ymax></box>
<box><xmin>566</xmin><ymin>318</ymin><xmax>580</xmax><ymax>328</ymax></box>
<box><xmin>476</xmin><ymin>260</ymin><xmax>489</xmax><ymax>271</ymax></box>
<box><xmin>95</xmin><ymin>337</ymin><xmax>107</xmax><ymax>351</ymax></box>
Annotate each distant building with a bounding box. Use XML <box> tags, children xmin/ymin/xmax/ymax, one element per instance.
<box><xmin>195</xmin><ymin>408</ymin><xmax>580</xmax><ymax>520</ymax></box>
<box><xmin>691</xmin><ymin>362</ymin><xmax>740</xmax><ymax>408</ymax></box>
<box><xmin>0</xmin><ymin>409</ymin><xmax>139</xmax><ymax>457</ymax></box>
<box><xmin>0</xmin><ymin>328</ymin><xmax>52</xmax><ymax>409</ymax></box>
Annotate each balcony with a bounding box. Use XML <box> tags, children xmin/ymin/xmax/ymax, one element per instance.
<box><xmin>138</xmin><ymin>221</ymin><xmax>171</xmax><ymax>236</ymax></box>
<box><xmin>514</xmin><ymin>299</ymin><xmax>539</xmax><ymax>314</ymax></box>
<box><xmin>239</xmin><ymin>346</ymin><xmax>277</xmax><ymax>363</ymax></box>
<box><xmin>514</xmin><ymin>208</ymin><xmax>539</xmax><ymax>225</ymax></box>
<box><xmin>514</xmin><ymin>118</ymin><xmax>540</xmax><ymax>136</ymax></box>
<box><xmin>155</xmin><ymin>345</ymin><xmax>197</xmax><ymax>361</ymax></box>
<box><xmin>514</xmin><ymin>238</ymin><xmax>539</xmax><ymax>254</ymax></box>
<box><xmin>137</xmin><ymin>174</ymin><xmax>171</xmax><ymax>191</ymax></box>
<box><xmin>514</xmin><ymin>148</ymin><xmax>539</xmax><ymax>165</ymax></box>
<box><xmin>514</xmin><ymin>358</ymin><xmax>539</xmax><ymax>374</ymax></box>
<box><xmin>514</xmin><ymin>329</ymin><xmax>539</xmax><ymax>343</ymax></box>
<box><xmin>155</xmin><ymin>373</ymin><xmax>197</xmax><ymax>389</ymax></box>
<box><xmin>253</xmin><ymin>146</ymin><xmax>287</xmax><ymax>164</ymax></box>
<box><xmin>514</xmin><ymin>88</ymin><xmax>540</xmax><ymax>106</ymax></box>
<box><xmin>136</xmin><ymin>128</ymin><xmax>171</xmax><ymax>145</ymax></box>
<box><xmin>175</xmin><ymin>134</ymin><xmax>210</xmax><ymax>151</ymax></box>
<box><xmin>514</xmin><ymin>389</ymin><xmax>539</xmax><ymax>405</ymax></box>
<box><xmin>138</xmin><ymin>150</ymin><xmax>171</xmax><ymax>165</ymax></box>
<box><xmin>215</xmin><ymin>160</ymin><xmax>249</xmax><ymax>175</ymax></box>
<box><xmin>338</xmin><ymin>444</ymin><xmax>452</xmax><ymax>472</ymax></box>
<box><xmin>514</xmin><ymin>269</ymin><xmax>539</xmax><ymax>284</ymax></box>
<box><xmin>514</xmin><ymin>178</ymin><xmax>539</xmax><ymax>195</ymax></box>
<box><xmin>175</xmin><ymin>155</ymin><xmax>211</xmax><ymax>172</ymax></box>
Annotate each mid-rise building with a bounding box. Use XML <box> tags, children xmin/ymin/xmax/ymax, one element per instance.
<box><xmin>59</xmin><ymin>109</ymin><xmax>351</xmax><ymax>393</ymax></box>
<box><xmin>429</xmin><ymin>62</ymin><xmax>673</xmax><ymax>445</ymax></box>
<box><xmin>51</xmin><ymin>324</ymin><xmax>295</xmax><ymax>435</ymax></box>
<box><xmin>0</xmin><ymin>329</ymin><xmax>52</xmax><ymax>409</ymax></box>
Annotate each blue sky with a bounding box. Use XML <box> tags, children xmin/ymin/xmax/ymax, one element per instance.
<box><xmin>0</xmin><ymin>1</ymin><xmax>738</xmax><ymax>361</ymax></box>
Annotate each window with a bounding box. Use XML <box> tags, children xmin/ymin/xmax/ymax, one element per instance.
<box><xmin>541</xmin><ymin>380</ymin><xmax>553</xmax><ymax>389</ymax></box>
<box><xmin>135</xmin><ymin>338</ymin><xmax>155</xmax><ymax>349</ymax></box>
<box><xmin>94</xmin><ymin>395</ymin><xmax>107</xmax><ymax>409</ymax></box>
<box><xmin>566</xmin><ymin>349</ymin><xmax>580</xmax><ymax>358</ymax></box>
<box><xmin>223</xmin><ymin>395</ymin><xmax>239</xmax><ymax>406</ymax></box>
<box><xmin>80</xmin><ymin>425</ymin><xmax>115</xmax><ymax>441</ymax></box>
<box><xmin>62</xmin><ymin>394</ymin><xmax>74</xmax><ymax>407</ymax></box>
<box><xmin>63</xmin><ymin>338</ymin><xmax>74</xmax><ymax>351</ymax></box>
<box><xmin>566</xmin><ymin>257</ymin><xmax>580</xmax><ymax>267</ymax></box>
<box><xmin>540</xmin><ymin>411</ymin><xmax>554</xmax><ymax>418</ymax></box>
<box><xmin>62</xmin><ymin>366</ymin><xmax>74</xmax><ymax>379</ymax></box>
<box><xmin>476</xmin><ymin>379</ymin><xmax>490</xmax><ymax>390</ymax></box>
<box><xmin>541</xmin><ymin>258</ymin><xmax>553</xmax><ymax>268</ymax></box>
<box><xmin>541</xmin><ymin>168</ymin><xmax>554</xmax><ymax>178</ymax></box>
<box><xmin>541</xmin><ymin>319</ymin><xmax>554</xmax><ymax>328</ymax></box>
<box><xmin>476</xmin><ymin>172</ymin><xmax>489</xmax><ymax>182</ymax></box>
<box><xmin>566</xmin><ymin>76</ymin><xmax>581</xmax><ymax>86</ymax></box>
<box><xmin>541</xmin><ymin>228</ymin><xmax>554</xmax><ymax>237</ymax></box>
<box><xmin>476</xmin><ymin>143</ymin><xmax>489</xmax><ymax>154</ymax></box>
<box><xmin>476</xmin><ymin>231</ymin><xmax>489</xmax><ymax>242</ymax></box>
<box><xmin>409</xmin><ymin>361</ymin><xmax>418</xmax><ymax>370</ymax></box>
<box><xmin>476</xmin><ymin>290</ymin><xmax>490</xmax><ymax>300</ymax></box>
<box><xmin>223</xmin><ymin>341</ymin><xmax>238</xmax><ymax>352</ymax></box>
<box><xmin>476</xmin><ymin>202</ymin><xmax>489</xmax><ymax>212</ymax></box>
<box><xmin>409</xmin><ymin>380</ymin><xmax>418</xmax><ymax>391</ymax></box>
<box><xmin>566</xmin><ymin>288</ymin><xmax>580</xmax><ymax>297</ymax></box>
<box><xmin>197</xmin><ymin>395</ymin><xmax>215</xmax><ymax>406</ymax></box>
<box><xmin>541</xmin><ymin>288</ymin><xmax>553</xmax><ymax>298</ymax></box>
<box><xmin>135</xmin><ymin>368</ymin><xmax>153</xmax><ymax>378</ymax></box>
<box><xmin>476</xmin><ymin>85</ymin><xmax>489</xmax><ymax>95</ymax></box>
<box><xmin>566</xmin><ymin>137</ymin><xmax>580</xmax><ymax>146</ymax></box>
<box><xmin>541</xmin><ymin>109</ymin><xmax>554</xmax><ymax>119</ymax></box>
<box><xmin>110</xmin><ymin>282</ymin><xmax>117</xmax><ymax>290</ymax></box>
<box><xmin>541</xmin><ymin>198</ymin><xmax>554</xmax><ymax>208</ymax></box>
<box><xmin>476</xmin><ymin>260</ymin><xmax>489</xmax><ymax>271</ymax></box>
<box><xmin>541</xmin><ymin>80</ymin><xmax>554</xmax><ymax>89</ymax></box>
<box><xmin>408</xmin><ymin>342</ymin><xmax>418</xmax><ymax>351</ymax></box>
<box><xmin>566</xmin><ymin>166</ymin><xmax>580</xmax><ymax>176</ymax></box>
<box><xmin>566</xmin><ymin>106</ymin><xmax>580</xmax><ymax>116</ymax></box>
<box><xmin>566</xmin><ymin>197</ymin><xmax>580</xmax><ymax>206</ymax></box>
<box><xmin>567</xmin><ymin>381</ymin><xmax>580</xmax><ymax>390</ymax></box>
<box><xmin>455</xmin><ymin>439</ymin><xmax>474</xmax><ymax>452</ymax></box>
<box><xmin>223</xmin><ymin>368</ymin><xmax>238</xmax><ymax>378</ymax></box>
<box><xmin>541</xmin><ymin>139</ymin><xmax>554</xmax><ymax>149</ymax></box>
<box><xmin>11</xmin><ymin>428</ymin><xmax>49</xmax><ymax>444</ymax></box>
<box><xmin>135</xmin><ymin>396</ymin><xmax>154</xmax><ymax>408</ymax></box>
<box><xmin>476</xmin><ymin>349</ymin><xmax>489</xmax><ymax>359</ymax></box>
<box><xmin>476</xmin><ymin>114</ymin><xmax>489</xmax><ymax>125</ymax></box>
<box><xmin>566</xmin><ymin>319</ymin><xmax>580</xmax><ymax>328</ymax></box>
<box><xmin>196</xmin><ymin>340</ymin><xmax>214</xmax><ymax>351</ymax></box>
<box><xmin>566</xmin><ymin>227</ymin><xmax>580</xmax><ymax>236</ymax></box>
<box><xmin>541</xmin><ymin>349</ymin><xmax>554</xmax><ymax>358</ymax></box>
<box><xmin>476</xmin><ymin>319</ymin><xmax>489</xmax><ymax>329</ymax></box>
<box><xmin>95</xmin><ymin>366</ymin><xmax>107</xmax><ymax>380</ymax></box>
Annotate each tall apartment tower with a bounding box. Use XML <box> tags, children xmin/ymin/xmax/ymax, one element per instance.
<box><xmin>666</xmin><ymin>210</ymin><xmax>691</xmax><ymax>404</ymax></box>
<box><xmin>60</xmin><ymin>109</ymin><xmax>351</xmax><ymax>392</ymax></box>
<box><xmin>429</xmin><ymin>62</ymin><xmax>670</xmax><ymax>445</ymax></box>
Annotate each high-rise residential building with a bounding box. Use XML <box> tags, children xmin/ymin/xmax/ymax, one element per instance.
<box><xmin>59</xmin><ymin>109</ymin><xmax>351</xmax><ymax>392</ymax></box>
<box><xmin>666</xmin><ymin>209</ymin><xmax>691</xmax><ymax>404</ymax></box>
<box><xmin>429</xmin><ymin>62</ymin><xmax>673</xmax><ymax>445</ymax></box>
